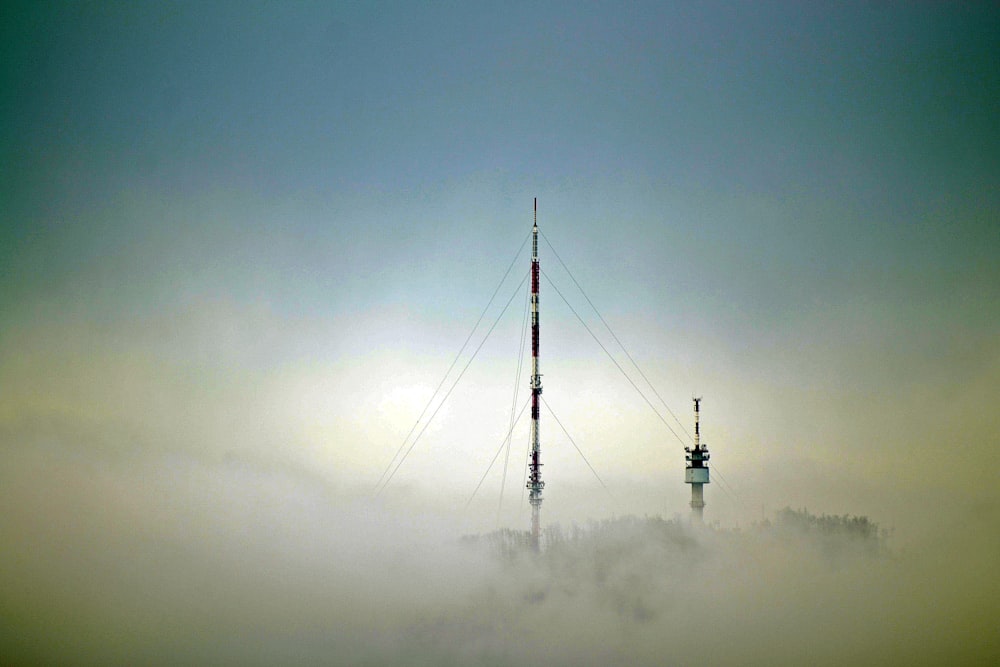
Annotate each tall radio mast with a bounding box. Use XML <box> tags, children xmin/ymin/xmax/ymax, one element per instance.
<box><xmin>527</xmin><ymin>198</ymin><xmax>545</xmax><ymax>550</ymax></box>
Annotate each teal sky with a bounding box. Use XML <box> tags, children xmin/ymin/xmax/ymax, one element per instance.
<box><xmin>2</xmin><ymin>1</ymin><xmax>998</xmax><ymax>534</ymax></box>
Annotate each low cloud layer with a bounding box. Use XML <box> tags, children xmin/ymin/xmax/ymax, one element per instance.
<box><xmin>2</xmin><ymin>294</ymin><xmax>997</xmax><ymax>665</ymax></box>
<box><xmin>2</xmin><ymin>440</ymin><xmax>996</xmax><ymax>666</ymax></box>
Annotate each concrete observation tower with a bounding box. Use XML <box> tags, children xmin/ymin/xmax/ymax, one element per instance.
<box><xmin>684</xmin><ymin>397</ymin><xmax>710</xmax><ymax>520</ymax></box>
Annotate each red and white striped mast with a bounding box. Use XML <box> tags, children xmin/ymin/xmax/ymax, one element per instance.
<box><xmin>527</xmin><ymin>197</ymin><xmax>545</xmax><ymax>551</ymax></box>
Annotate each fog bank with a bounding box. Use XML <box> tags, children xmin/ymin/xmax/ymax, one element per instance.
<box><xmin>2</xmin><ymin>443</ymin><xmax>996</xmax><ymax>666</ymax></box>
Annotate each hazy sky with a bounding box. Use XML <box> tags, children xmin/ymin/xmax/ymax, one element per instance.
<box><xmin>3</xmin><ymin>0</ymin><xmax>998</xmax><ymax>547</ymax></box>
<box><xmin>3</xmin><ymin>2</ymin><xmax>999</xmax><ymax>664</ymax></box>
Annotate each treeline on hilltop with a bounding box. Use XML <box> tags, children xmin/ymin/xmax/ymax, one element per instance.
<box><xmin>767</xmin><ymin>506</ymin><xmax>883</xmax><ymax>540</ymax></box>
<box><xmin>463</xmin><ymin>508</ymin><xmax>887</xmax><ymax>563</ymax></box>
<box><xmin>453</xmin><ymin>509</ymin><xmax>890</xmax><ymax>627</ymax></box>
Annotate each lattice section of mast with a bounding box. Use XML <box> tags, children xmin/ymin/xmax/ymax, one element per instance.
<box><xmin>527</xmin><ymin>197</ymin><xmax>545</xmax><ymax>550</ymax></box>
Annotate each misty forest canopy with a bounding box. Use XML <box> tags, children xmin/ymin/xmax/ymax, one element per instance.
<box><xmin>465</xmin><ymin>508</ymin><xmax>887</xmax><ymax>566</ymax></box>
